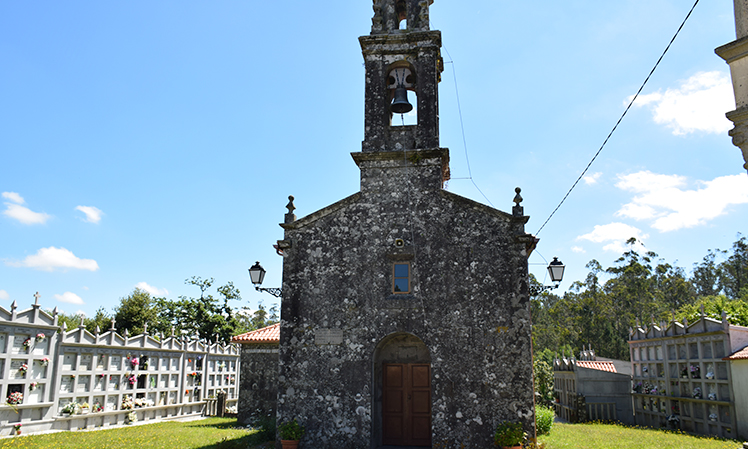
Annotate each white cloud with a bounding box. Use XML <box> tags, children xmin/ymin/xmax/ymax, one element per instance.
<box><xmin>630</xmin><ymin>71</ymin><xmax>733</xmax><ymax>135</ymax></box>
<box><xmin>135</xmin><ymin>282</ymin><xmax>169</xmax><ymax>297</ymax></box>
<box><xmin>7</xmin><ymin>247</ymin><xmax>99</xmax><ymax>272</ymax></box>
<box><xmin>577</xmin><ymin>222</ymin><xmax>648</xmax><ymax>253</ymax></box>
<box><xmin>75</xmin><ymin>205</ymin><xmax>103</xmax><ymax>224</ymax></box>
<box><xmin>571</xmin><ymin>246</ymin><xmax>586</xmax><ymax>254</ymax></box>
<box><xmin>0</xmin><ymin>290</ymin><xmax>8</xmax><ymax>300</ymax></box>
<box><xmin>2</xmin><ymin>192</ymin><xmax>24</xmax><ymax>204</ymax></box>
<box><xmin>583</xmin><ymin>172</ymin><xmax>602</xmax><ymax>185</ymax></box>
<box><xmin>3</xmin><ymin>203</ymin><xmax>51</xmax><ymax>225</ymax></box>
<box><xmin>615</xmin><ymin>171</ymin><xmax>748</xmax><ymax>232</ymax></box>
<box><xmin>53</xmin><ymin>292</ymin><xmax>85</xmax><ymax>305</ymax></box>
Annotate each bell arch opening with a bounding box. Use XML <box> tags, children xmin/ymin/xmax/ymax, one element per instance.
<box><xmin>387</xmin><ymin>63</ymin><xmax>418</xmax><ymax>127</ymax></box>
<box><xmin>372</xmin><ymin>332</ymin><xmax>432</xmax><ymax>448</ymax></box>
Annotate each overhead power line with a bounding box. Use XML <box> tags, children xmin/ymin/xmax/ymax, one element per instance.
<box><xmin>534</xmin><ymin>0</ymin><xmax>701</xmax><ymax>236</ymax></box>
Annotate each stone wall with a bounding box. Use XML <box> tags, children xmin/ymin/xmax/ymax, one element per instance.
<box><xmin>237</xmin><ymin>342</ymin><xmax>278</xmax><ymax>425</ymax></box>
<box><xmin>276</xmin><ymin>149</ymin><xmax>534</xmax><ymax>448</ymax></box>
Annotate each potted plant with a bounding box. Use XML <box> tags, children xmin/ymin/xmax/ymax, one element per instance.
<box><xmin>279</xmin><ymin>419</ymin><xmax>305</xmax><ymax>449</ymax></box>
<box><xmin>494</xmin><ymin>421</ymin><xmax>526</xmax><ymax>449</ymax></box>
<box><xmin>80</xmin><ymin>402</ymin><xmax>90</xmax><ymax>414</ymax></box>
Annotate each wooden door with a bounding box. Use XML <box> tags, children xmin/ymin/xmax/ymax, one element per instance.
<box><xmin>383</xmin><ymin>363</ymin><xmax>431</xmax><ymax>446</ymax></box>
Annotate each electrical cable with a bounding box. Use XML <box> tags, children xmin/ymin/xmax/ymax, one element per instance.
<box><xmin>534</xmin><ymin>0</ymin><xmax>701</xmax><ymax>236</ymax></box>
<box><xmin>442</xmin><ymin>46</ymin><xmax>495</xmax><ymax>208</ymax></box>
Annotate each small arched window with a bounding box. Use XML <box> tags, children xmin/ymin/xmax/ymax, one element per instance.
<box><xmin>396</xmin><ymin>0</ymin><xmax>407</xmax><ymax>30</ymax></box>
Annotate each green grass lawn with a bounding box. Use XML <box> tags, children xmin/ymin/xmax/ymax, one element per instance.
<box><xmin>0</xmin><ymin>418</ymin><xmax>744</xmax><ymax>448</ymax></box>
<box><xmin>539</xmin><ymin>422</ymin><xmax>744</xmax><ymax>449</ymax></box>
<box><xmin>0</xmin><ymin>418</ymin><xmax>272</xmax><ymax>449</ymax></box>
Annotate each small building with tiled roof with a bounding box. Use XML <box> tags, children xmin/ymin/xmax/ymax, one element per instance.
<box><xmin>232</xmin><ymin>323</ymin><xmax>279</xmax><ymax>425</ymax></box>
<box><xmin>725</xmin><ymin>342</ymin><xmax>748</xmax><ymax>440</ymax></box>
<box><xmin>232</xmin><ymin>322</ymin><xmax>280</xmax><ymax>344</ymax></box>
<box><xmin>553</xmin><ymin>346</ymin><xmax>634</xmax><ymax>425</ymax></box>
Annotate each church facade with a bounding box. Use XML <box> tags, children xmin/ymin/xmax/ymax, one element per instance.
<box><xmin>274</xmin><ymin>1</ymin><xmax>537</xmax><ymax>447</ymax></box>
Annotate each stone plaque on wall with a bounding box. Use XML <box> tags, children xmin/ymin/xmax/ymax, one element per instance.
<box><xmin>315</xmin><ymin>328</ymin><xmax>344</xmax><ymax>346</ymax></box>
<box><xmin>60</xmin><ymin>375</ymin><xmax>74</xmax><ymax>393</ymax></box>
<box><xmin>80</xmin><ymin>354</ymin><xmax>93</xmax><ymax>371</ymax></box>
<box><xmin>12</xmin><ymin>335</ymin><xmax>28</xmax><ymax>354</ymax></box>
<box><xmin>62</xmin><ymin>353</ymin><xmax>76</xmax><ymax>371</ymax></box>
<box><xmin>10</xmin><ymin>359</ymin><xmax>25</xmax><ymax>379</ymax></box>
<box><xmin>110</xmin><ymin>355</ymin><xmax>122</xmax><ymax>370</ymax></box>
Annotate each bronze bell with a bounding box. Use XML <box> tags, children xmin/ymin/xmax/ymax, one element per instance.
<box><xmin>391</xmin><ymin>85</ymin><xmax>413</xmax><ymax>114</ymax></box>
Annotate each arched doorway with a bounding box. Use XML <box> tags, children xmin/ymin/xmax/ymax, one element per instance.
<box><xmin>373</xmin><ymin>333</ymin><xmax>431</xmax><ymax>448</ymax></box>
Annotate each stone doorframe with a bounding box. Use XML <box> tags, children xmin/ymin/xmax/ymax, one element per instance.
<box><xmin>372</xmin><ymin>332</ymin><xmax>432</xmax><ymax>448</ymax></box>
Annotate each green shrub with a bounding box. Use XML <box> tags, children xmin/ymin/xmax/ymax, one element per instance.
<box><xmin>536</xmin><ymin>405</ymin><xmax>555</xmax><ymax>436</ymax></box>
<box><xmin>494</xmin><ymin>421</ymin><xmax>526</xmax><ymax>446</ymax></box>
<box><xmin>278</xmin><ymin>419</ymin><xmax>305</xmax><ymax>440</ymax></box>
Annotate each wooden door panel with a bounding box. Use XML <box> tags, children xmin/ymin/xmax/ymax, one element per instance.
<box><xmin>411</xmin><ymin>390</ymin><xmax>430</xmax><ymax>413</ymax></box>
<box><xmin>383</xmin><ymin>363</ymin><xmax>431</xmax><ymax>446</ymax></box>
<box><xmin>411</xmin><ymin>365</ymin><xmax>429</xmax><ymax>387</ymax></box>
<box><xmin>384</xmin><ymin>390</ymin><xmax>403</xmax><ymax>413</ymax></box>
<box><xmin>411</xmin><ymin>416</ymin><xmax>431</xmax><ymax>441</ymax></box>
<box><xmin>386</xmin><ymin>364</ymin><xmax>404</xmax><ymax>387</ymax></box>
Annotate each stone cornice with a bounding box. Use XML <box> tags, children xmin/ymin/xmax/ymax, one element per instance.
<box><xmin>716</xmin><ymin>35</ymin><xmax>748</xmax><ymax>63</ymax></box>
<box><xmin>280</xmin><ymin>192</ymin><xmax>361</xmax><ymax>231</ymax></box>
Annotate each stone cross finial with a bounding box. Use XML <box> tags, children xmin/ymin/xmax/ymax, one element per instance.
<box><xmin>512</xmin><ymin>187</ymin><xmax>524</xmax><ymax>216</ymax></box>
<box><xmin>143</xmin><ymin>322</ymin><xmax>148</xmax><ymax>334</ymax></box>
<box><xmin>285</xmin><ymin>195</ymin><xmax>296</xmax><ymax>224</ymax></box>
<box><xmin>11</xmin><ymin>300</ymin><xmax>17</xmax><ymax>311</ymax></box>
<box><xmin>95</xmin><ymin>325</ymin><xmax>100</xmax><ymax>335</ymax></box>
<box><xmin>79</xmin><ymin>316</ymin><xmax>85</xmax><ymax>327</ymax></box>
<box><xmin>700</xmin><ymin>304</ymin><xmax>705</xmax><ymax>317</ymax></box>
<box><xmin>34</xmin><ymin>292</ymin><xmax>41</xmax><ymax>305</ymax></box>
<box><xmin>110</xmin><ymin>318</ymin><xmax>116</xmax><ymax>331</ymax></box>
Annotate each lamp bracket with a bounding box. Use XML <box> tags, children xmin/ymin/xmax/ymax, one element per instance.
<box><xmin>255</xmin><ymin>286</ymin><xmax>282</xmax><ymax>298</ymax></box>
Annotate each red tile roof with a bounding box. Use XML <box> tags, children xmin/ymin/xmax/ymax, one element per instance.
<box><xmin>724</xmin><ymin>345</ymin><xmax>748</xmax><ymax>360</ymax></box>
<box><xmin>576</xmin><ymin>360</ymin><xmax>617</xmax><ymax>373</ymax></box>
<box><xmin>231</xmin><ymin>323</ymin><xmax>280</xmax><ymax>344</ymax></box>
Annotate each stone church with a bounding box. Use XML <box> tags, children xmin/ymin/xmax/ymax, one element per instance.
<box><xmin>272</xmin><ymin>1</ymin><xmax>537</xmax><ymax>447</ymax></box>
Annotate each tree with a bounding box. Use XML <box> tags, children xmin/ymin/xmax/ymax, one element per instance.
<box><xmin>718</xmin><ymin>235</ymin><xmax>748</xmax><ymax>299</ymax></box>
<box><xmin>113</xmin><ymin>288</ymin><xmax>159</xmax><ymax>335</ymax></box>
<box><xmin>691</xmin><ymin>250</ymin><xmax>721</xmax><ymax>297</ymax></box>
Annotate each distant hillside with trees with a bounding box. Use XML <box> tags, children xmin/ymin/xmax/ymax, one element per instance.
<box><xmin>532</xmin><ymin>234</ymin><xmax>748</xmax><ymax>363</ymax></box>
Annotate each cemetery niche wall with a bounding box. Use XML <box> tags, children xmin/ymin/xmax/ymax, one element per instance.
<box><xmin>0</xmin><ymin>297</ymin><xmax>240</xmax><ymax>436</ymax></box>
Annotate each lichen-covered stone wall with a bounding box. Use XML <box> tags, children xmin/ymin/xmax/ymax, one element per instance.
<box><xmin>276</xmin><ymin>148</ymin><xmax>535</xmax><ymax>448</ymax></box>
<box><xmin>237</xmin><ymin>343</ymin><xmax>278</xmax><ymax>426</ymax></box>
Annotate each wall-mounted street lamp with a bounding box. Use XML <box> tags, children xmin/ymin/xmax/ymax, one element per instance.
<box><xmin>248</xmin><ymin>261</ymin><xmax>282</xmax><ymax>298</ymax></box>
<box><xmin>529</xmin><ymin>257</ymin><xmax>565</xmax><ymax>296</ymax></box>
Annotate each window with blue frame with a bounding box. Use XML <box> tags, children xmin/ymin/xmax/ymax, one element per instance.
<box><xmin>393</xmin><ymin>262</ymin><xmax>410</xmax><ymax>293</ymax></box>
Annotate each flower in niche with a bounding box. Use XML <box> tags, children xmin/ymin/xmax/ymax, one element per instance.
<box><xmin>22</xmin><ymin>338</ymin><xmax>32</xmax><ymax>349</ymax></box>
<box><xmin>29</xmin><ymin>382</ymin><xmax>38</xmax><ymax>391</ymax></box>
<box><xmin>35</xmin><ymin>333</ymin><xmax>46</xmax><ymax>342</ymax></box>
<box><xmin>6</xmin><ymin>392</ymin><xmax>23</xmax><ymax>405</ymax></box>
<box><xmin>39</xmin><ymin>357</ymin><xmax>49</xmax><ymax>367</ymax></box>
<box><xmin>18</xmin><ymin>364</ymin><xmax>28</xmax><ymax>375</ymax></box>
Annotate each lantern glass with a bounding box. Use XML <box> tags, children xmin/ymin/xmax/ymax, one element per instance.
<box><xmin>547</xmin><ymin>257</ymin><xmax>565</xmax><ymax>283</ymax></box>
<box><xmin>248</xmin><ymin>262</ymin><xmax>266</xmax><ymax>285</ymax></box>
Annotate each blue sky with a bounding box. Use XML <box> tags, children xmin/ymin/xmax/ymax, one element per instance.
<box><xmin>2</xmin><ymin>1</ymin><xmax>746</xmax><ymax>318</ymax></box>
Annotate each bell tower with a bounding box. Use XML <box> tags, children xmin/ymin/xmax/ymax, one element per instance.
<box><xmin>359</xmin><ymin>0</ymin><xmax>443</xmax><ymax>152</ymax></box>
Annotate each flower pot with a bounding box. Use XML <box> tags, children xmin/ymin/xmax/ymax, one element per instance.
<box><xmin>281</xmin><ymin>440</ymin><xmax>300</xmax><ymax>449</ymax></box>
